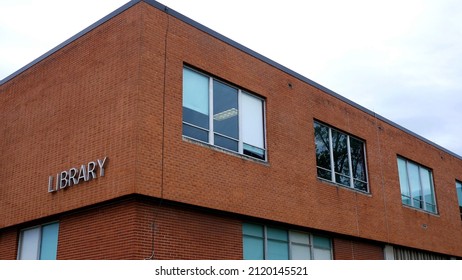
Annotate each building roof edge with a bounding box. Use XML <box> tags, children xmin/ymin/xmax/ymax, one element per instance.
<box><xmin>145</xmin><ymin>0</ymin><xmax>462</xmax><ymax>161</ymax></box>
<box><xmin>0</xmin><ymin>0</ymin><xmax>141</xmax><ymax>86</ymax></box>
<box><xmin>1</xmin><ymin>0</ymin><xmax>461</xmax><ymax>161</ymax></box>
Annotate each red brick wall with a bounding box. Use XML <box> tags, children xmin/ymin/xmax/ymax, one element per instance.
<box><xmin>0</xmin><ymin>196</ymin><xmax>394</xmax><ymax>260</ymax></box>
<box><xmin>58</xmin><ymin>199</ymin><xmax>141</xmax><ymax>259</ymax></box>
<box><xmin>333</xmin><ymin>237</ymin><xmax>384</xmax><ymax>260</ymax></box>
<box><xmin>57</xmin><ymin>197</ymin><xmax>242</xmax><ymax>260</ymax></box>
<box><xmin>1</xmin><ymin>1</ymin><xmax>461</xmax><ymax>258</ymax></box>
<box><xmin>147</xmin><ymin>203</ymin><xmax>243</xmax><ymax>260</ymax></box>
<box><xmin>147</xmin><ymin>2</ymin><xmax>462</xmax><ymax>257</ymax></box>
<box><xmin>0</xmin><ymin>228</ymin><xmax>18</xmax><ymax>259</ymax></box>
<box><xmin>0</xmin><ymin>3</ymin><xmax>148</xmax><ymax>228</ymax></box>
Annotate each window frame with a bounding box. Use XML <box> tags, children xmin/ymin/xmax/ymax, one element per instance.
<box><xmin>242</xmin><ymin>223</ymin><xmax>333</xmax><ymax>260</ymax></box>
<box><xmin>313</xmin><ymin>120</ymin><xmax>369</xmax><ymax>193</ymax></box>
<box><xmin>182</xmin><ymin>66</ymin><xmax>267</xmax><ymax>161</ymax></box>
<box><xmin>456</xmin><ymin>180</ymin><xmax>462</xmax><ymax>220</ymax></box>
<box><xmin>397</xmin><ymin>156</ymin><xmax>438</xmax><ymax>214</ymax></box>
<box><xmin>17</xmin><ymin>221</ymin><xmax>59</xmax><ymax>260</ymax></box>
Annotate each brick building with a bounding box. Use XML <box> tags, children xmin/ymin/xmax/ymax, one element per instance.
<box><xmin>1</xmin><ymin>0</ymin><xmax>461</xmax><ymax>260</ymax></box>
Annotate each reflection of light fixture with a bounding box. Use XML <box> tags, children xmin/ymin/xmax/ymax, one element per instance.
<box><xmin>213</xmin><ymin>108</ymin><xmax>238</xmax><ymax>121</ymax></box>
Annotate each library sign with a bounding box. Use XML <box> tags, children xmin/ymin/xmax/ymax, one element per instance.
<box><xmin>48</xmin><ymin>157</ymin><xmax>108</xmax><ymax>193</ymax></box>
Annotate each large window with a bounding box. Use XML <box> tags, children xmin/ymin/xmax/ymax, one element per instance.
<box><xmin>17</xmin><ymin>222</ymin><xmax>59</xmax><ymax>260</ymax></box>
<box><xmin>314</xmin><ymin>121</ymin><xmax>368</xmax><ymax>192</ymax></box>
<box><xmin>182</xmin><ymin>67</ymin><xmax>266</xmax><ymax>160</ymax></box>
<box><xmin>242</xmin><ymin>223</ymin><xmax>332</xmax><ymax>260</ymax></box>
<box><xmin>397</xmin><ymin>157</ymin><xmax>437</xmax><ymax>213</ymax></box>
<box><xmin>456</xmin><ymin>181</ymin><xmax>462</xmax><ymax>220</ymax></box>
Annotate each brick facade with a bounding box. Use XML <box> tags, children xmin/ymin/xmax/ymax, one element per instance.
<box><xmin>56</xmin><ymin>197</ymin><xmax>243</xmax><ymax>260</ymax></box>
<box><xmin>1</xmin><ymin>195</ymin><xmax>388</xmax><ymax>260</ymax></box>
<box><xmin>333</xmin><ymin>238</ymin><xmax>384</xmax><ymax>260</ymax></box>
<box><xmin>0</xmin><ymin>227</ymin><xmax>18</xmax><ymax>259</ymax></box>
<box><xmin>1</xmin><ymin>0</ymin><xmax>461</xmax><ymax>259</ymax></box>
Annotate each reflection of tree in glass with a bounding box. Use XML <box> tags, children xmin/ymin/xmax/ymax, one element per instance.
<box><xmin>350</xmin><ymin>138</ymin><xmax>366</xmax><ymax>181</ymax></box>
<box><xmin>314</xmin><ymin>123</ymin><xmax>331</xmax><ymax>180</ymax></box>
<box><xmin>314</xmin><ymin>122</ymin><xmax>368</xmax><ymax>192</ymax></box>
<box><xmin>332</xmin><ymin>130</ymin><xmax>349</xmax><ymax>176</ymax></box>
<box><xmin>331</xmin><ymin>130</ymin><xmax>349</xmax><ymax>187</ymax></box>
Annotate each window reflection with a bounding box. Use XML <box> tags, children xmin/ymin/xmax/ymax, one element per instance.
<box><xmin>314</xmin><ymin>123</ymin><xmax>331</xmax><ymax>180</ymax></box>
<box><xmin>397</xmin><ymin>157</ymin><xmax>437</xmax><ymax>213</ymax></box>
<box><xmin>182</xmin><ymin>67</ymin><xmax>266</xmax><ymax>160</ymax></box>
<box><xmin>213</xmin><ymin>81</ymin><xmax>238</xmax><ymax>152</ymax></box>
<box><xmin>314</xmin><ymin>121</ymin><xmax>368</xmax><ymax>192</ymax></box>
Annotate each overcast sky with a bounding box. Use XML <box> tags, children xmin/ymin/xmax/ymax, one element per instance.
<box><xmin>1</xmin><ymin>0</ymin><xmax>461</xmax><ymax>157</ymax></box>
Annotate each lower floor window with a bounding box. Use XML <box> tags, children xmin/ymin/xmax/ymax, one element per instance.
<box><xmin>242</xmin><ymin>223</ymin><xmax>332</xmax><ymax>260</ymax></box>
<box><xmin>384</xmin><ymin>245</ymin><xmax>450</xmax><ymax>260</ymax></box>
<box><xmin>17</xmin><ymin>222</ymin><xmax>59</xmax><ymax>260</ymax></box>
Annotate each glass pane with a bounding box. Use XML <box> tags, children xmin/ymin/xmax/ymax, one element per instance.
<box><xmin>40</xmin><ymin>223</ymin><xmax>59</xmax><ymax>260</ymax></box>
<box><xmin>456</xmin><ymin>181</ymin><xmax>462</xmax><ymax>207</ymax></box>
<box><xmin>183</xmin><ymin>124</ymin><xmax>208</xmax><ymax>142</ymax></box>
<box><xmin>314</xmin><ymin>122</ymin><xmax>331</xmax><ymax>174</ymax></box>
<box><xmin>397</xmin><ymin>158</ymin><xmax>410</xmax><ymax>197</ymax></box>
<box><xmin>241</xmin><ymin>93</ymin><xmax>264</xmax><ymax>149</ymax></box>
<box><xmin>407</xmin><ymin>162</ymin><xmax>423</xmax><ymax>209</ymax></box>
<box><xmin>313</xmin><ymin>235</ymin><xmax>331</xmax><ymax>250</ymax></box>
<box><xmin>425</xmin><ymin>203</ymin><xmax>436</xmax><ymax>214</ymax></box>
<box><xmin>420</xmin><ymin>167</ymin><xmax>435</xmax><ymax>212</ymax></box>
<box><xmin>213</xmin><ymin>80</ymin><xmax>238</xmax><ymax>139</ymax></box>
<box><xmin>317</xmin><ymin>167</ymin><xmax>331</xmax><ymax>181</ymax></box>
<box><xmin>350</xmin><ymin>137</ymin><xmax>367</xmax><ymax>182</ymax></box>
<box><xmin>332</xmin><ymin>130</ymin><xmax>349</xmax><ymax>177</ymax></box>
<box><xmin>18</xmin><ymin>227</ymin><xmax>40</xmax><ymax>260</ymax></box>
<box><xmin>353</xmin><ymin>180</ymin><xmax>368</xmax><ymax>192</ymax></box>
<box><xmin>267</xmin><ymin>240</ymin><xmax>289</xmax><ymax>260</ymax></box>
<box><xmin>413</xmin><ymin>197</ymin><xmax>423</xmax><ymax>209</ymax></box>
<box><xmin>214</xmin><ymin>134</ymin><xmax>238</xmax><ymax>152</ymax></box>
<box><xmin>183</xmin><ymin>108</ymin><xmax>209</xmax><ymax>130</ymax></box>
<box><xmin>267</xmin><ymin>227</ymin><xmax>288</xmax><ymax>241</ymax></box>
<box><xmin>183</xmin><ymin>68</ymin><xmax>209</xmax><ymax>129</ymax></box>
<box><xmin>289</xmin><ymin>231</ymin><xmax>310</xmax><ymax>245</ymax></box>
<box><xmin>291</xmin><ymin>244</ymin><xmax>311</xmax><ymax>260</ymax></box>
<box><xmin>313</xmin><ymin>235</ymin><xmax>331</xmax><ymax>260</ymax></box>
<box><xmin>402</xmin><ymin>195</ymin><xmax>412</xmax><ymax>206</ymax></box>
<box><xmin>243</xmin><ymin>144</ymin><xmax>265</xmax><ymax>160</ymax></box>
<box><xmin>313</xmin><ymin>248</ymin><xmax>332</xmax><ymax>260</ymax></box>
<box><xmin>335</xmin><ymin>173</ymin><xmax>350</xmax><ymax>187</ymax></box>
<box><xmin>242</xmin><ymin>223</ymin><xmax>263</xmax><ymax>238</ymax></box>
<box><xmin>243</xmin><ymin>236</ymin><xmax>264</xmax><ymax>260</ymax></box>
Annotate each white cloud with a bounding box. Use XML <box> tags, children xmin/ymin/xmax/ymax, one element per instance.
<box><xmin>0</xmin><ymin>0</ymin><xmax>129</xmax><ymax>80</ymax></box>
<box><xmin>1</xmin><ymin>0</ymin><xmax>461</xmax><ymax>156</ymax></box>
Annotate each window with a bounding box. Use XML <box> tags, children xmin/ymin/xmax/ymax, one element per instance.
<box><xmin>17</xmin><ymin>222</ymin><xmax>59</xmax><ymax>260</ymax></box>
<box><xmin>384</xmin><ymin>245</ymin><xmax>449</xmax><ymax>260</ymax></box>
<box><xmin>182</xmin><ymin>67</ymin><xmax>266</xmax><ymax>160</ymax></box>
<box><xmin>456</xmin><ymin>181</ymin><xmax>462</xmax><ymax>220</ymax></box>
<box><xmin>397</xmin><ymin>157</ymin><xmax>437</xmax><ymax>213</ymax></box>
<box><xmin>242</xmin><ymin>223</ymin><xmax>332</xmax><ymax>260</ymax></box>
<box><xmin>314</xmin><ymin>121</ymin><xmax>368</xmax><ymax>192</ymax></box>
